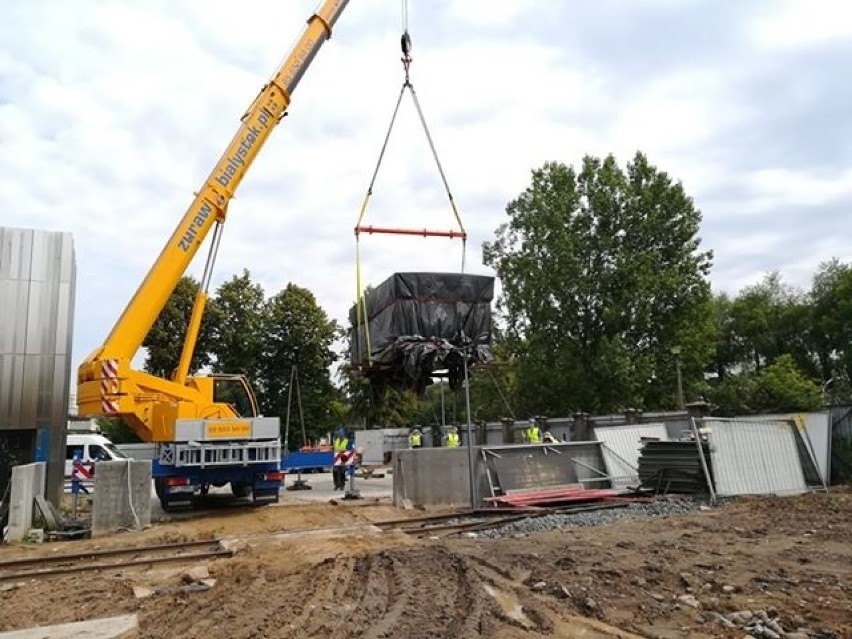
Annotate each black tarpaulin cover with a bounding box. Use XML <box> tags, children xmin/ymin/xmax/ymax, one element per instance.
<box><xmin>349</xmin><ymin>272</ymin><xmax>495</xmax><ymax>393</ymax></box>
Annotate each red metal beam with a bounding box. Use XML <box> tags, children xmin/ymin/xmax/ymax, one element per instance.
<box><xmin>354</xmin><ymin>225</ymin><xmax>467</xmax><ymax>240</ymax></box>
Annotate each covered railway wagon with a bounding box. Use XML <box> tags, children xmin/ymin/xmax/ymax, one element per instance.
<box><xmin>349</xmin><ymin>272</ymin><xmax>495</xmax><ymax>394</ymax></box>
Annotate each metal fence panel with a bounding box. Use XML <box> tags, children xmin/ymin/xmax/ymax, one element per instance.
<box><xmin>737</xmin><ymin>412</ymin><xmax>831</xmax><ymax>483</ymax></box>
<box><xmin>593</xmin><ymin>423</ymin><xmax>669</xmax><ymax>489</ymax></box>
<box><xmin>830</xmin><ymin>406</ymin><xmax>852</xmax><ymax>439</ymax></box>
<box><xmin>483</xmin><ymin>442</ymin><xmax>609</xmax><ymax>494</ymax></box>
<box><xmin>704</xmin><ymin>418</ymin><xmax>806</xmax><ymax>496</ymax></box>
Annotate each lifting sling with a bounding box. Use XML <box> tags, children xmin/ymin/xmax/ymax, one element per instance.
<box><xmin>353</xmin><ymin>9</ymin><xmax>468</xmax><ymax>367</ymax></box>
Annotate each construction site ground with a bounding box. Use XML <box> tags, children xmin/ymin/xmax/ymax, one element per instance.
<box><xmin>1</xmin><ymin>486</ymin><xmax>849</xmax><ymax>639</ymax></box>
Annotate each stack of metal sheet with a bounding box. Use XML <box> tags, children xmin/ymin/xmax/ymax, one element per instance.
<box><xmin>637</xmin><ymin>441</ymin><xmax>713</xmax><ymax>494</ymax></box>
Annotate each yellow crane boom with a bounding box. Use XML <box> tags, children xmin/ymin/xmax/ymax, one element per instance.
<box><xmin>77</xmin><ymin>0</ymin><xmax>349</xmax><ymax>443</ymax></box>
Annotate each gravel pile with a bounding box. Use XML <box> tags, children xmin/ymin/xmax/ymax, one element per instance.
<box><xmin>479</xmin><ymin>496</ymin><xmax>715</xmax><ymax>538</ymax></box>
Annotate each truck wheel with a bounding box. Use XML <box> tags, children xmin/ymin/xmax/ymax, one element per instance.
<box><xmin>159</xmin><ymin>498</ymin><xmax>178</xmax><ymax>513</ymax></box>
<box><xmin>231</xmin><ymin>482</ymin><xmax>252</xmax><ymax>498</ymax></box>
<box><xmin>154</xmin><ymin>479</ymin><xmax>177</xmax><ymax>512</ymax></box>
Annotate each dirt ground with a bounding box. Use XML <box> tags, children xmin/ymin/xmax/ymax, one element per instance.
<box><xmin>1</xmin><ymin>489</ymin><xmax>849</xmax><ymax>639</ymax></box>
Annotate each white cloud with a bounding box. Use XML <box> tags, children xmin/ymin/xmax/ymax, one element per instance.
<box><xmin>750</xmin><ymin>0</ymin><xmax>852</xmax><ymax>49</ymax></box>
<box><xmin>744</xmin><ymin>168</ymin><xmax>852</xmax><ymax>210</ymax></box>
<box><xmin>443</xmin><ymin>0</ymin><xmax>550</xmax><ymax>28</ymax></box>
<box><xmin>0</xmin><ymin>0</ymin><xmax>849</xmax><ymax>380</ymax></box>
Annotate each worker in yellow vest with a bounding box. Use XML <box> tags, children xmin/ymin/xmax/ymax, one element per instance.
<box><xmin>332</xmin><ymin>428</ymin><xmax>350</xmax><ymax>490</ymax></box>
<box><xmin>526</xmin><ymin>418</ymin><xmax>542</xmax><ymax>444</ymax></box>
<box><xmin>409</xmin><ymin>427</ymin><xmax>423</xmax><ymax>449</ymax></box>
<box><xmin>446</xmin><ymin>426</ymin><xmax>460</xmax><ymax>448</ymax></box>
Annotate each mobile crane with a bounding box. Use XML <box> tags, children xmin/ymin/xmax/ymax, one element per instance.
<box><xmin>76</xmin><ymin>0</ymin><xmax>350</xmax><ymax>511</ymax></box>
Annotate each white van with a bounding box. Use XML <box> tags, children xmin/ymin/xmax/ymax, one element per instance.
<box><xmin>64</xmin><ymin>433</ymin><xmax>128</xmax><ymax>481</ymax></box>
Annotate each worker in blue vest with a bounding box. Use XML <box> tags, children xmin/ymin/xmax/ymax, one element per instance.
<box><xmin>332</xmin><ymin>428</ymin><xmax>350</xmax><ymax>490</ymax></box>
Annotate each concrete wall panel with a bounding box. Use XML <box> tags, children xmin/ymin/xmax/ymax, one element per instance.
<box><xmin>92</xmin><ymin>460</ymin><xmax>152</xmax><ymax>534</ymax></box>
<box><xmin>393</xmin><ymin>447</ymin><xmax>474</xmax><ymax>508</ymax></box>
<box><xmin>7</xmin><ymin>462</ymin><xmax>46</xmax><ymax>541</ymax></box>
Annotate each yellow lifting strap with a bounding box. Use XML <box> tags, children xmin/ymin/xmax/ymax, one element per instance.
<box><xmin>353</xmin><ymin>23</ymin><xmax>468</xmax><ymax>368</ymax></box>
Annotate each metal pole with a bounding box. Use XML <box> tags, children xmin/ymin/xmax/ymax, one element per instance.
<box><xmin>440</xmin><ymin>379</ymin><xmax>446</xmax><ymax>427</ymax></box>
<box><xmin>691</xmin><ymin>417</ymin><xmax>716</xmax><ymax>503</ymax></box>
<box><xmin>462</xmin><ymin>347</ymin><xmax>476</xmax><ymax>509</ymax></box>
<box><xmin>675</xmin><ymin>355</ymin><xmax>684</xmax><ymax>409</ymax></box>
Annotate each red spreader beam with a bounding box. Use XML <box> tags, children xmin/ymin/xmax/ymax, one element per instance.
<box><xmin>355</xmin><ymin>225</ymin><xmax>467</xmax><ymax>240</ymax></box>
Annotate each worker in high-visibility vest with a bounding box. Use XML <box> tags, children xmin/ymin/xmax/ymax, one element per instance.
<box><xmin>332</xmin><ymin>428</ymin><xmax>350</xmax><ymax>490</ymax></box>
<box><xmin>446</xmin><ymin>426</ymin><xmax>460</xmax><ymax>448</ymax></box>
<box><xmin>409</xmin><ymin>427</ymin><xmax>423</xmax><ymax>449</ymax></box>
<box><xmin>526</xmin><ymin>418</ymin><xmax>542</xmax><ymax>444</ymax></box>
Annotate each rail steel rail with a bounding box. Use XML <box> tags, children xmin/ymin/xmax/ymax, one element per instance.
<box><xmin>0</xmin><ymin>502</ymin><xmax>636</xmax><ymax>580</ymax></box>
<box><xmin>0</xmin><ymin>538</ymin><xmax>230</xmax><ymax>582</ymax></box>
<box><xmin>378</xmin><ymin>501</ymin><xmax>631</xmax><ymax>537</ymax></box>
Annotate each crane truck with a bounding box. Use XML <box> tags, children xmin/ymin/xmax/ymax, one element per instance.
<box><xmin>76</xmin><ymin>0</ymin><xmax>350</xmax><ymax>511</ymax></box>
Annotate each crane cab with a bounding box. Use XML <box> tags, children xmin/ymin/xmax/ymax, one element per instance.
<box><xmin>210</xmin><ymin>374</ymin><xmax>260</xmax><ymax>418</ymax></box>
<box><xmin>184</xmin><ymin>373</ymin><xmax>260</xmax><ymax>419</ymax></box>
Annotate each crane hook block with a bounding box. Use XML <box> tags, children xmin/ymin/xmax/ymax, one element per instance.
<box><xmin>401</xmin><ymin>31</ymin><xmax>412</xmax><ymax>56</ymax></box>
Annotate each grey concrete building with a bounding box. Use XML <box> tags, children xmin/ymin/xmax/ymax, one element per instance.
<box><xmin>0</xmin><ymin>227</ymin><xmax>76</xmax><ymax>503</ymax></box>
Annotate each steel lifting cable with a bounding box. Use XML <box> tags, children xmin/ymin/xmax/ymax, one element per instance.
<box><xmin>354</xmin><ymin>3</ymin><xmax>468</xmax><ymax>366</ymax></box>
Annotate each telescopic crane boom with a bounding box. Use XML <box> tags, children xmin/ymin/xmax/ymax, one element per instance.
<box><xmin>77</xmin><ymin>0</ymin><xmax>349</xmax><ymax>449</ymax></box>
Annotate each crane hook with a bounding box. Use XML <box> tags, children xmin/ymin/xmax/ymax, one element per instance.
<box><xmin>400</xmin><ymin>30</ymin><xmax>413</xmax><ymax>84</ymax></box>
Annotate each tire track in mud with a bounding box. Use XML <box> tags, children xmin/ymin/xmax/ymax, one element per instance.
<box><xmin>357</xmin><ymin>555</ymin><xmax>412</xmax><ymax>639</ymax></box>
<box><xmin>199</xmin><ymin>561</ymin><xmax>339</xmax><ymax>639</ymax></box>
<box><xmin>443</xmin><ymin>552</ymin><xmax>490</xmax><ymax>638</ymax></box>
<box><xmin>322</xmin><ymin>548</ymin><xmax>526</xmax><ymax>639</ymax></box>
<box><xmin>291</xmin><ymin>555</ymin><xmax>357</xmax><ymax>638</ymax></box>
<box><xmin>148</xmin><ymin>547</ymin><xmax>559</xmax><ymax>639</ymax></box>
<box><xmin>329</xmin><ymin>553</ymin><xmax>391</xmax><ymax>639</ymax></box>
<box><xmin>463</xmin><ymin>550</ymin><xmax>557</xmax><ymax>634</ymax></box>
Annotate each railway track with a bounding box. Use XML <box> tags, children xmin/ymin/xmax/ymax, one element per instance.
<box><xmin>375</xmin><ymin>501</ymin><xmax>630</xmax><ymax>537</ymax></box>
<box><xmin>0</xmin><ymin>538</ymin><xmax>231</xmax><ymax>582</ymax></box>
<box><xmin>0</xmin><ymin>502</ymin><xmax>632</xmax><ymax>581</ymax></box>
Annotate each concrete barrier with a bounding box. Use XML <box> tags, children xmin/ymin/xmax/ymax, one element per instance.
<box><xmin>92</xmin><ymin>460</ymin><xmax>152</xmax><ymax>534</ymax></box>
<box><xmin>393</xmin><ymin>447</ymin><xmax>478</xmax><ymax>508</ymax></box>
<box><xmin>7</xmin><ymin>462</ymin><xmax>46</xmax><ymax>541</ymax></box>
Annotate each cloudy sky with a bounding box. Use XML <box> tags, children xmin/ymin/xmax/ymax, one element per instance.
<box><xmin>2</xmin><ymin>0</ymin><xmax>851</xmax><ymax>381</ymax></box>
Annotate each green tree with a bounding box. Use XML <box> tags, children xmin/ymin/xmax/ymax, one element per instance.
<box><xmin>142</xmin><ymin>275</ymin><xmax>214</xmax><ymax>378</ymax></box>
<box><xmin>258</xmin><ymin>283</ymin><xmax>341</xmax><ymax>442</ymax></box>
<box><xmin>208</xmin><ymin>270</ymin><xmax>266</xmax><ymax>379</ymax></box>
<box><xmin>466</xmin><ymin>335</ymin><xmax>520</xmax><ymax>422</ymax></box>
<box><xmin>341</xmin><ymin>367</ymin><xmax>420</xmax><ymax>428</ymax></box>
<box><xmin>709</xmin><ymin>354</ymin><xmax>821</xmax><ymax>415</ymax></box>
<box><xmin>729</xmin><ymin>272</ymin><xmax>815</xmax><ymax>376</ymax></box>
<box><xmin>708</xmin><ymin>293</ymin><xmax>739</xmax><ymax>380</ymax></box>
<box><xmin>482</xmin><ymin>152</ymin><xmax>714</xmax><ymax>414</ymax></box>
<box><xmin>810</xmin><ymin>260</ymin><xmax>852</xmax><ymax>401</ymax></box>
<box><xmin>751</xmin><ymin>354</ymin><xmax>822</xmax><ymax>413</ymax></box>
<box><xmin>706</xmin><ymin>374</ymin><xmax>757</xmax><ymax>416</ymax></box>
